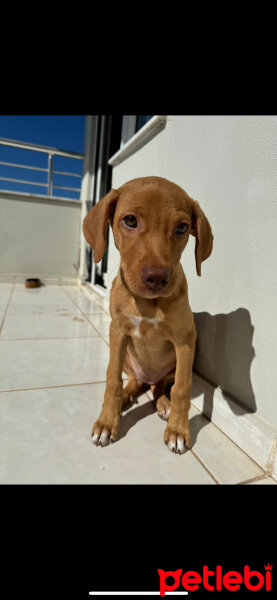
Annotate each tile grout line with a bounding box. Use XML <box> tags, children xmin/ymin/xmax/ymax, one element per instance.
<box><xmin>190</xmin><ymin>448</ymin><xmax>220</xmax><ymax>484</ymax></box>
<box><xmin>61</xmin><ymin>284</ymin><xmax>110</xmax><ymax>346</ymax></box>
<box><xmin>0</xmin><ymin>282</ymin><xmax>15</xmax><ymax>336</ymax></box>
<box><xmin>0</xmin><ymin>335</ymin><xmax>102</xmax><ymax>342</ymax></box>
<box><xmin>0</xmin><ymin>379</ymin><xmax>109</xmax><ymax>394</ymax></box>
<box><xmin>265</xmin><ymin>436</ymin><xmax>277</xmax><ymax>476</ymax></box>
<box><xmin>237</xmin><ymin>473</ymin><xmax>271</xmax><ymax>485</ymax></box>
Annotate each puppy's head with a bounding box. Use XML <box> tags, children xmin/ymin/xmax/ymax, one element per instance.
<box><xmin>83</xmin><ymin>176</ymin><xmax>213</xmax><ymax>298</ymax></box>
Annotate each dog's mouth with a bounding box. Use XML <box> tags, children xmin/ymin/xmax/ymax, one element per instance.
<box><xmin>140</xmin><ymin>282</ymin><xmax>172</xmax><ymax>298</ymax></box>
<box><xmin>140</xmin><ymin>288</ymin><xmax>172</xmax><ymax>298</ymax></box>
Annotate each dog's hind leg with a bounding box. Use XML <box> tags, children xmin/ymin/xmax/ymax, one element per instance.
<box><xmin>152</xmin><ymin>370</ymin><xmax>175</xmax><ymax>421</ymax></box>
<box><xmin>122</xmin><ymin>355</ymin><xmax>146</xmax><ymax>407</ymax></box>
<box><xmin>122</xmin><ymin>377</ymin><xmax>144</xmax><ymax>407</ymax></box>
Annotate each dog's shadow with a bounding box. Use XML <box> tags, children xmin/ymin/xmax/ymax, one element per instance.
<box><xmin>118</xmin><ymin>307</ymin><xmax>256</xmax><ymax>447</ymax></box>
<box><xmin>117</xmin><ymin>385</ymin><xmax>154</xmax><ymax>441</ymax></box>
<box><xmin>190</xmin><ymin>307</ymin><xmax>256</xmax><ymax>445</ymax></box>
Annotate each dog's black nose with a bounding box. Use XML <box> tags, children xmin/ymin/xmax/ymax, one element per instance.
<box><xmin>141</xmin><ymin>265</ymin><xmax>171</xmax><ymax>291</ymax></box>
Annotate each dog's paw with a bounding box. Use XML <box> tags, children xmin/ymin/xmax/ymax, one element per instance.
<box><xmin>91</xmin><ymin>410</ymin><xmax>120</xmax><ymax>447</ymax></box>
<box><xmin>156</xmin><ymin>395</ymin><xmax>171</xmax><ymax>421</ymax></box>
<box><xmin>163</xmin><ymin>424</ymin><xmax>191</xmax><ymax>455</ymax></box>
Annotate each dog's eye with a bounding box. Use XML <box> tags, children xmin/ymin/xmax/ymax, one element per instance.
<box><xmin>122</xmin><ymin>215</ymin><xmax>137</xmax><ymax>229</ymax></box>
<box><xmin>175</xmin><ymin>223</ymin><xmax>188</xmax><ymax>235</ymax></box>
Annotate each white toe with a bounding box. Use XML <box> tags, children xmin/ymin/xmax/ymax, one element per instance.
<box><xmin>99</xmin><ymin>428</ymin><xmax>110</xmax><ymax>446</ymax></box>
<box><xmin>176</xmin><ymin>436</ymin><xmax>186</xmax><ymax>454</ymax></box>
<box><xmin>168</xmin><ymin>438</ymin><xmax>177</xmax><ymax>453</ymax></box>
<box><xmin>91</xmin><ymin>432</ymin><xmax>100</xmax><ymax>445</ymax></box>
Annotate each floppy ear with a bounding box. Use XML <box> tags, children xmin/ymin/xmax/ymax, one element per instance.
<box><xmin>82</xmin><ymin>189</ymin><xmax>118</xmax><ymax>263</ymax></box>
<box><xmin>190</xmin><ymin>200</ymin><xmax>213</xmax><ymax>276</ymax></box>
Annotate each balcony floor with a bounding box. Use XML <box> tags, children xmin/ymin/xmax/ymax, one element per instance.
<box><xmin>0</xmin><ymin>281</ymin><xmax>276</xmax><ymax>485</ymax></box>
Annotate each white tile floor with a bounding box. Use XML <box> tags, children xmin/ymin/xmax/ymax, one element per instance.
<box><xmin>0</xmin><ymin>281</ymin><xmax>276</xmax><ymax>485</ymax></box>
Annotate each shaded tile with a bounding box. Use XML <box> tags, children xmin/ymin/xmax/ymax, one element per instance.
<box><xmin>191</xmin><ymin>373</ymin><xmax>273</xmax><ymax>472</ymax></box>
<box><xmin>189</xmin><ymin>405</ymin><xmax>264</xmax><ymax>484</ymax></box>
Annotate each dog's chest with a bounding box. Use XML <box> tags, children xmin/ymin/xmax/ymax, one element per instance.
<box><xmin>129</xmin><ymin>315</ymin><xmax>164</xmax><ymax>339</ymax></box>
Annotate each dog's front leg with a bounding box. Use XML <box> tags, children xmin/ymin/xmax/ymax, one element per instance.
<box><xmin>164</xmin><ymin>336</ymin><xmax>196</xmax><ymax>454</ymax></box>
<box><xmin>91</xmin><ymin>320</ymin><xmax>128</xmax><ymax>446</ymax></box>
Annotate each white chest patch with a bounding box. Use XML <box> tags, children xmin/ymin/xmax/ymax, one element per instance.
<box><xmin>129</xmin><ymin>316</ymin><xmax>164</xmax><ymax>338</ymax></box>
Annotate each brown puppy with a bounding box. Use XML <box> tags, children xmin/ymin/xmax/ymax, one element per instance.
<box><xmin>83</xmin><ymin>176</ymin><xmax>213</xmax><ymax>454</ymax></box>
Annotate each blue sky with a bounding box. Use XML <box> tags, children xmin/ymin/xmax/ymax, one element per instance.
<box><xmin>0</xmin><ymin>116</ymin><xmax>85</xmax><ymax>200</ymax></box>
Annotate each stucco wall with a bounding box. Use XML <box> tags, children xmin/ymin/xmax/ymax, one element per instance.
<box><xmin>0</xmin><ymin>192</ymin><xmax>81</xmax><ymax>277</ymax></box>
<box><xmin>107</xmin><ymin>116</ymin><xmax>277</xmax><ymax>429</ymax></box>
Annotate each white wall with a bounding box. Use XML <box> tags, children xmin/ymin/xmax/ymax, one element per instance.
<box><xmin>107</xmin><ymin>116</ymin><xmax>277</xmax><ymax>431</ymax></box>
<box><xmin>0</xmin><ymin>191</ymin><xmax>82</xmax><ymax>277</ymax></box>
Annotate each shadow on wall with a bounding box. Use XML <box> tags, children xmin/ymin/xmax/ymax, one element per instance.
<box><xmin>118</xmin><ymin>308</ymin><xmax>256</xmax><ymax>447</ymax></box>
<box><xmin>190</xmin><ymin>308</ymin><xmax>256</xmax><ymax>443</ymax></box>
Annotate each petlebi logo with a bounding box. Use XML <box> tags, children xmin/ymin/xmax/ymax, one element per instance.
<box><xmin>158</xmin><ymin>564</ymin><xmax>273</xmax><ymax>595</ymax></box>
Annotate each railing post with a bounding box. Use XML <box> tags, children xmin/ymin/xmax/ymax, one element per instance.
<box><xmin>47</xmin><ymin>153</ymin><xmax>53</xmax><ymax>196</ymax></box>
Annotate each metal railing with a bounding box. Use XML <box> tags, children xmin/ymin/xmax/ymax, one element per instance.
<box><xmin>0</xmin><ymin>137</ymin><xmax>84</xmax><ymax>198</ymax></box>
